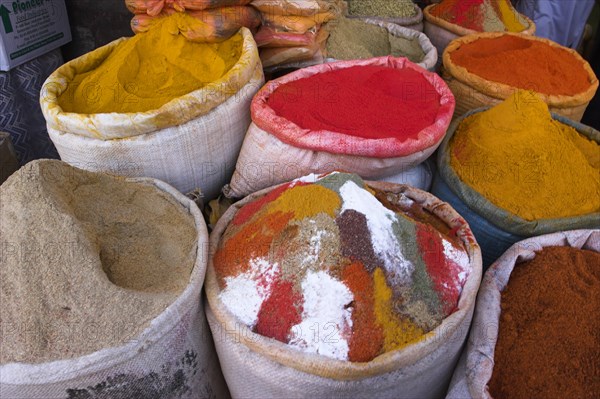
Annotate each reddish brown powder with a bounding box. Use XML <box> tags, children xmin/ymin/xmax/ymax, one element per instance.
<box><xmin>489</xmin><ymin>246</ymin><xmax>600</xmax><ymax>398</ymax></box>
<box><xmin>342</xmin><ymin>262</ymin><xmax>384</xmax><ymax>362</ymax></box>
<box><xmin>450</xmin><ymin>35</ymin><xmax>591</xmax><ymax>96</ymax></box>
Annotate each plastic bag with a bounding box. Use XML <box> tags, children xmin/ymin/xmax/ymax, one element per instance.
<box><xmin>254</xmin><ymin>25</ymin><xmax>319</xmax><ymax>47</ymax></box>
<box><xmin>126</xmin><ymin>0</ymin><xmax>252</xmax><ymax>15</ymax></box>
<box><xmin>131</xmin><ymin>7</ymin><xmax>260</xmax><ymax>42</ymax></box>
<box><xmin>251</xmin><ymin>0</ymin><xmax>341</xmax><ymax>17</ymax></box>
<box><xmin>259</xmin><ymin>26</ymin><xmax>328</xmax><ymax>67</ymax></box>
<box><xmin>261</xmin><ymin>11</ymin><xmax>337</xmax><ymax>33</ymax></box>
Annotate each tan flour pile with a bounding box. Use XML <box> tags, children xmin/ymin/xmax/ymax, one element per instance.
<box><xmin>0</xmin><ymin>160</ymin><xmax>197</xmax><ymax>364</ymax></box>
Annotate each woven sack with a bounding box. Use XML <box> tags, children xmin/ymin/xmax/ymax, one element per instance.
<box><xmin>225</xmin><ymin>56</ymin><xmax>455</xmax><ymax>198</ymax></box>
<box><xmin>325</xmin><ymin>18</ymin><xmax>437</xmax><ymax>71</ymax></box>
<box><xmin>206</xmin><ymin>180</ymin><xmax>482</xmax><ymax>399</ymax></box>
<box><xmin>348</xmin><ymin>3</ymin><xmax>424</xmax><ymax>32</ymax></box>
<box><xmin>442</xmin><ymin>32</ymin><xmax>599</xmax><ymax>121</ymax></box>
<box><xmin>446</xmin><ymin>229</ymin><xmax>600</xmax><ymax>399</ymax></box>
<box><xmin>423</xmin><ymin>4</ymin><xmax>535</xmax><ymax>70</ymax></box>
<box><xmin>0</xmin><ymin>176</ymin><xmax>228</xmax><ymax>399</ymax></box>
<box><xmin>41</xmin><ymin>28</ymin><xmax>263</xmax><ymax>201</ymax></box>
<box><xmin>431</xmin><ymin>108</ymin><xmax>600</xmax><ymax>268</ymax></box>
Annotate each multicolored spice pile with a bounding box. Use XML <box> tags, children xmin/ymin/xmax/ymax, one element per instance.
<box><xmin>430</xmin><ymin>0</ymin><xmax>527</xmax><ymax>32</ymax></box>
<box><xmin>214</xmin><ymin>173</ymin><xmax>471</xmax><ymax>362</ymax></box>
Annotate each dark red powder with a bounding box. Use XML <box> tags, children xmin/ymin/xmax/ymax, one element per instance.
<box><xmin>416</xmin><ymin>223</ymin><xmax>463</xmax><ymax>314</ymax></box>
<box><xmin>255</xmin><ymin>279</ymin><xmax>303</xmax><ymax>343</ymax></box>
<box><xmin>268</xmin><ymin>65</ymin><xmax>441</xmax><ymax>140</ymax></box>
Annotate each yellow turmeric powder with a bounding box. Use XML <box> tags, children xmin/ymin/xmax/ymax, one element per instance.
<box><xmin>373</xmin><ymin>268</ymin><xmax>425</xmax><ymax>352</ymax></box>
<box><xmin>59</xmin><ymin>13</ymin><xmax>243</xmax><ymax>114</ymax></box>
<box><xmin>266</xmin><ymin>184</ymin><xmax>341</xmax><ymax>220</ymax></box>
<box><xmin>450</xmin><ymin>91</ymin><xmax>600</xmax><ymax>221</ymax></box>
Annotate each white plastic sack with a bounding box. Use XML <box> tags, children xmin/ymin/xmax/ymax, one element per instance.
<box><xmin>207</xmin><ymin>181</ymin><xmax>482</xmax><ymax>399</ymax></box>
<box><xmin>375</xmin><ymin>160</ymin><xmax>434</xmax><ymax>191</ymax></box>
<box><xmin>0</xmin><ymin>178</ymin><xmax>228</xmax><ymax>399</ymax></box>
<box><xmin>41</xmin><ymin>28</ymin><xmax>264</xmax><ymax>201</ymax></box>
<box><xmin>446</xmin><ymin>229</ymin><xmax>600</xmax><ymax>399</ymax></box>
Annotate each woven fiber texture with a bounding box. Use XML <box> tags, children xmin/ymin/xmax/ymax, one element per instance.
<box><xmin>0</xmin><ymin>178</ymin><xmax>228</xmax><ymax>399</ymax></box>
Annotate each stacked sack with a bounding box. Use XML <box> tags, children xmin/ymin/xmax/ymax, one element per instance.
<box><xmin>129</xmin><ymin>0</ymin><xmax>261</xmax><ymax>42</ymax></box>
<box><xmin>252</xmin><ymin>0</ymin><xmax>342</xmax><ymax>69</ymax></box>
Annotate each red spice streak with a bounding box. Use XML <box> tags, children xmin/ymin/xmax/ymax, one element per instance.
<box><xmin>431</xmin><ymin>0</ymin><xmax>486</xmax><ymax>31</ymax></box>
<box><xmin>416</xmin><ymin>223</ymin><xmax>462</xmax><ymax>315</ymax></box>
<box><xmin>268</xmin><ymin>66</ymin><xmax>441</xmax><ymax>140</ymax></box>
<box><xmin>232</xmin><ymin>183</ymin><xmax>292</xmax><ymax>226</ymax></box>
<box><xmin>255</xmin><ymin>279</ymin><xmax>303</xmax><ymax>343</ymax></box>
<box><xmin>342</xmin><ymin>262</ymin><xmax>384</xmax><ymax>362</ymax></box>
<box><xmin>214</xmin><ymin>211</ymin><xmax>292</xmax><ymax>284</ymax></box>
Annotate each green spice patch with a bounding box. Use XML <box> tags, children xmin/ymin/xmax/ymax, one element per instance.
<box><xmin>347</xmin><ymin>0</ymin><xmax>417</xmax><ymax>18</ymax></box>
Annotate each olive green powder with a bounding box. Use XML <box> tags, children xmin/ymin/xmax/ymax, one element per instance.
<box><xmin>347</xmin><ymin>0</ymin><xmax>417</xmax><ymax>18</ymax></box>
<box><xmin>326</xmin><ymin>17</ymin><xmax>425</xmax><ymax>63</ymax></box>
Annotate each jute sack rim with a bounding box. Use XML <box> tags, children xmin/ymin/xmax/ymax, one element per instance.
<box><xmin>436</xmin><ymin>107</ymin><xmax>600</xmax><ymax>237</ymax></box>
<box><xmin>347</xmin><ymin>3</ymin><xmax>423</xmax><ymax>27</ymax></box>
<box><xmin>464</xmin><ymin>229</ymin><xmax>600</xmax><ymax>399</ymax></box>
<box><xmin>423</xmin><ymin>4</ymin><xmax>535</xmax><ymax>37</ymax></box>
<box><xmin>326</xmin><ymin>17</ymin><xmax>438</xmax><ymax>71</ymax></box>
<box><xmin>0</xmin><ymin>176</ymin><xmax>208</xmax><ymax>384</ymax></box>
<box><xmin>205</xmin><ymin>179</ymin><xmax>482</xmax><ymax>381</ymax></box>
<box><xmin>442</xmin><ymin>32</ymin><xmax>599</xmax><ymax>108</ymax></box>
<box><xmin>40</xmin><ymin>28</ymin><xmax>260</xmax><ymax>140</ymax></box>
<box><xmin>251</xmin><ymin>56</ymin><xmax>455</xmax><ymax>159</ymax></box>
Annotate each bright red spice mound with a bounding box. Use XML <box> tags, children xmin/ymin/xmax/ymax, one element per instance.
<box><xmin>450</xmin><ymin>35</ymin><xmax>591</xmax><ymax>96</ymax></box>
<box><xmin>255</xmin><ymin>279</ymin><xmax>303</xmax><ymax>343</ymax></box>
<box><xmin>267</xmin><ymin>65</ymin><xmax>441</xmax><ymax>140</ymax></box>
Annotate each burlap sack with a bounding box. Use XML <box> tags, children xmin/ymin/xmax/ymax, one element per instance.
<box><xmin>446</xmin><ymin>229</ymin><xmax>600</xmax><ymax>399</ymax></box>
<box><xmin>41</xmin><ymin>28</ymin><xmax>264</xmax><ymax>200</ymax></box>
<box><xmin>0</xmin><ymin>176</ymin><xmax>228</xmax><ymax>399</ymax></box>
<box><xmin>442</xmin><ymin>32</ymin><xmax>598</xmax><ymax>121</ymax></box>
<box><xmin>225</xmin><ymin>56</ymin><xmax>455</xmax><ymax>199</ymax></box>
<box><xmin>431</xmin><ymin>108</ymin><xmax>600</xmax><ymax>267</ymax></box>
<box><xmin>206</xmin><ymin>180</ymin><xmax>482</xmax><ymax>399</ymax></box>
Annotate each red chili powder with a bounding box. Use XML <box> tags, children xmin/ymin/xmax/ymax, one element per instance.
<box><xmin>489</xmin><ymin>246</ymin><xmax>600</xmax><ymax>398</ymax></box>
<box><xmin>255</xmin><ymin>278</ymin><xmax>303</xmax><ymax>343</ymax></box>
<box><xmin>232</xmin><ymin>182</ymin><xmax>292</xmax><ymax>226</ymax></box>
<box><xmin>213</xmin><ymin>211</ymin><xmax>292</xmax><ymax>284</ymax></box>
<box><xmin>431</xmin><ymin>0</ymin><xmax>485</xmax><ymax>31</ymax></box>
<box><xmin>450</xmin><ymin>35</ymin><xmax>591</xmax><ymax>96</ymax></box>
<box><xmin>267</xmin><ymin>65</ymin><xmax>441</xmax><ymax>140</ymax></box>
<box><xmin>342</xmin><ymin>261</ymin><xmax>384</xmax><ymax>362</ymax></box>
<box><xmin>416</xmin><ymin>223</ymin><xmax>463</xmax><ymax>315</ymax></box>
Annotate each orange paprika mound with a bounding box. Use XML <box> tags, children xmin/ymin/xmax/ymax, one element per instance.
<box><xmin>450</xmin><ymin>35</ymin><xmax>591</xmax><ymax>97</ymax></box>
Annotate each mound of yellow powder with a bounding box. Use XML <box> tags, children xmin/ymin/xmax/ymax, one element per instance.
<box><xmin>450</xmin><ymin>91</ymin><xmax>600</xmax><ymax>221</ymax></box>
<box><xmin>59</xmin><ymin>13</ymin><xmax>243</xmax><ymax>114</ymax></box>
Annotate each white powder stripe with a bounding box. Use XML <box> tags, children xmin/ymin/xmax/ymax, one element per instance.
<box><xmin>288</xmin><ymin>271</ymin><xmax>353</xmax><ymax>360</ymax></box>
<box><xmin>219</xmin><ymin>257</ymin><xmax>279</xmax><ymax>329</ymax></box>
<box><xmin>339</xmin><ymin>180</ymin><xmax>414</xmax><ymax>284</ymax></box>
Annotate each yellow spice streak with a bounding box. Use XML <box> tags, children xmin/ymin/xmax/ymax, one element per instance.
<box><xmin>497</xmin><ymin>0</ymin><xmax>526</xmax><ymax>32</ymax></box>
<box><xmin>266</xmin><ymin>184</ymin><xmax>341</xmax><ymax>221</ymax></box>
<box><xmin>373</xmin><ymin>268</ymin><xmax>425</xmax><ymax>352</ymax></box>
<box><xmin>59</xmin><ymin>13</ymin><xmax>243</xmax><ymax>114</ymax></box>
<box><xmin>450</xmin><ymin>91</ymin><xmax>600</xmax><ymax>221</ymax></box>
